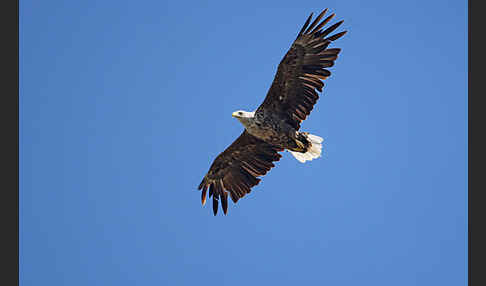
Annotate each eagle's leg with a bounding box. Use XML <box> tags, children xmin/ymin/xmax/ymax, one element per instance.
<box><xmin>287</xmin><ymin>131</ymin><xmax>311</xmax><ymax>153</ymax></box>
<box><xmin>287</xmin><ymin>131</ymin><xmax>324</xmax><ymax>163</ymax></box>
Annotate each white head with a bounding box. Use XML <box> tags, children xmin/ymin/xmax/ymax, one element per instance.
<box><xmin>231</xmin><ymin>110</ymin><xmax>255</xmax><ymax>127</ymax></box>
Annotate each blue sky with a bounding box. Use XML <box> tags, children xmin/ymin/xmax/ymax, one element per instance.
<box><xmin>20</xmin><ymin>0</ymin><xmax>467</xmax><ymax>285</ymax></box>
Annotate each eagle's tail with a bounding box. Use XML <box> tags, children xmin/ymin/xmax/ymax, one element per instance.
<box><xmin>288</xmin><ymin>133</ymin><xmax>323</xmax><ymax>163</ymax></box>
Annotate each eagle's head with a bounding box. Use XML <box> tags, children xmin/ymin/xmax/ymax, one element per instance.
<box><xmin>232</xmin><ymin>110</ymin><xmax>255</xmax><ymax>127</ymax></box>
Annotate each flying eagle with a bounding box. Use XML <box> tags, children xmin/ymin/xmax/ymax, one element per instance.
<box><xmin>198</xmin><ymin>9</ymin><xmax>346</xmax><ymax>215</ymax></box>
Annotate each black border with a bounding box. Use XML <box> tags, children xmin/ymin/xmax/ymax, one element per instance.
<box><xmin>468</xmin><ymin>0</ymin><xmax>470</xmax><ymax>281</ymax></box>
<box><xmin>468</xmin><ymin>0</ymin><xmax>470</xmax><ymax>282</ymax></box>
<box><xmin>468</xmin><ymin>1</ymin><xmax>474</xmax><ymax>285</ymax></box>
<box><xmin>468</xmin><ymin>0</ymin><xmax>480</xmax><ymax>283</ymax></box>
<box><xmin>2</xmin><ymin>0</ymin><xmax>20</xmax><ymax>284</ymax></box>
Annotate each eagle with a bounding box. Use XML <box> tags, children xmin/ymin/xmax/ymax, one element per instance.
<box><xmin>198</xmin><ymin>9</ymin><xmax>346</xmax><ymax>215</ymax></box>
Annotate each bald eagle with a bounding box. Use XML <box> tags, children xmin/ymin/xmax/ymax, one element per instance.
<box><xmin>198</xmin><ymin>9</ymin><xmax>346</xmax><ymax>215</ymax></box>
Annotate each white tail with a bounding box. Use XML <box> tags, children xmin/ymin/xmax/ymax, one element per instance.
<box><xmin>288</xmin><ymin>133</ymin><xmax>323</xmax><ymax>163</ymax></box>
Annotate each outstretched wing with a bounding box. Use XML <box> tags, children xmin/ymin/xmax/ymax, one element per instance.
<box><xmin>198</xmin><ymin>131</ymin><xmax>283</xmax><ymax>215</ymax></box>
<box><xmin>256</xmin><ymin>9</ymin><xmax>346</xmax><ymax>130</ymax></box>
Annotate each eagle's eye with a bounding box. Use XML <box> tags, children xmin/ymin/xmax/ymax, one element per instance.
<box><xmin>238</xmin><ymin>112</ymin><xmax>243</xmax><ymax>115</ymax></box>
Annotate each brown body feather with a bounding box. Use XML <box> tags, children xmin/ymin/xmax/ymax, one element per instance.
<box><xmin>198</xmin><ymin>9</ymin><xmax>346</xmax><ymax>215</ymax></box>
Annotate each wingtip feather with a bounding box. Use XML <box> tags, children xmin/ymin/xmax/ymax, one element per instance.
<box><xmin>326</xmin><ymin>30</ymin><xmax>347</xmax><ymax>42</ymax></box>
<box><xmin>212</xmin><ymin>197</ymin><xmax>218</xmax><ymax>216</ymax></box>
<box><xmin>304</xmin><ymin>9</ymin><xmax>328</xmax><ymax>35</ymax></box>
<box><xmin>222</xmin><ymin>193</ymin><xmax>228</xmax><ymax>215</ymax></box>
<box><xmin>310</xmin><ymin>13</ymin><xmax>335</xmax><ymax>35</ymax></box>
<box><xmin>297</xmin><ymin>12</ymin><xmax>314</xmax><ymax>37</ymax></box>
<box><xmin>201</xmin><ymin>185</ymin><xmax>208</xmax><ymax>206</ymax></box>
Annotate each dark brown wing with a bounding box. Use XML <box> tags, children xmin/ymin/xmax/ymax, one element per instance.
<box><xmin>256</xmin><ymin>9</ymin><xmax>347</xmax><ymax>130</ymax></box>
<box><xmin>198</xmin><ymin>131</ymin><xmax>283</xmax><ymax>215</ymax></box>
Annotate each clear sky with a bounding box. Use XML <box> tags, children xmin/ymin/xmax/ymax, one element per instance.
<box><xmin>20</xmin><ymin>0</ymin><xmax>467</xmax><ymax>285</ymax></box>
